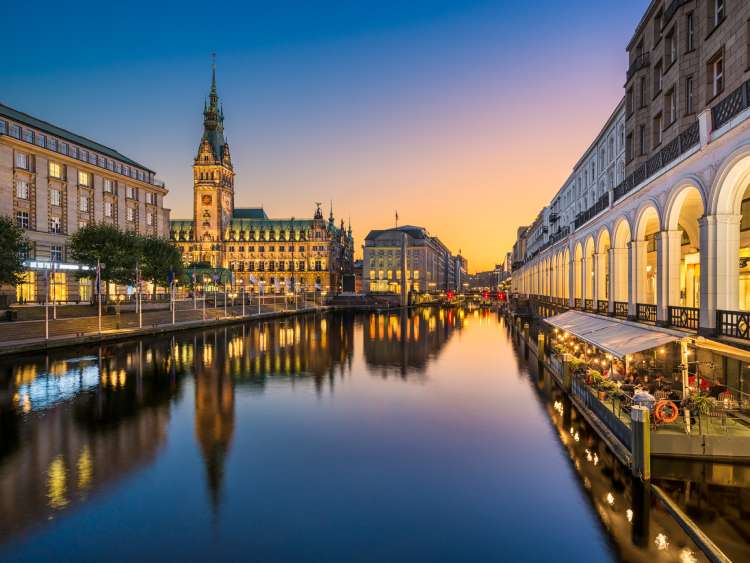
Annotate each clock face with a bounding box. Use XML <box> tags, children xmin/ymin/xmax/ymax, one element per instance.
<box><xmin>202</xmin><ymin>194</ymin><xmax>212</xmax><ymax>205</ymax></box>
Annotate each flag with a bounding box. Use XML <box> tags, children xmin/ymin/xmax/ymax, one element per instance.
<box><xmin>95</xmin><ymin>261</ymin><xmax>101</xmax><ymax>295</ymax></box>
<box><xmin>167</xmin><ymin>269</ymin><xmax>175</xmax><ymax>285</ymax></box>
<box><xmin>395</xmin><ymin>210</ymin><xmax>398</xmax><ymax>226</ymax></box>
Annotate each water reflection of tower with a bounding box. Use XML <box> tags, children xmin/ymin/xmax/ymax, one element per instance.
<box><xmin>193</xmin><ymin>331</ymin><xmax>235</xmax><ymax>512</ymax></box>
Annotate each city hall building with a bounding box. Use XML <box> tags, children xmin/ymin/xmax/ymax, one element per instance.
<box><xmin>0</xmin><ymin>103</ymin><xmax>169</xmax><ymax>306</ymax></box>
<box><xmin>169</xmin><ymin>64</ymin><xmax>354</xmax><ymax>294</ymax></box>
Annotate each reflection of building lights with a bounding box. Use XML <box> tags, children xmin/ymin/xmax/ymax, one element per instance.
<box><xmin>77</xmin><ymin>446</ymin><xmax>93</xmax><ymax>491</ymax></box>
<box><xmin>679</xmin><ymin>548</ymin><xmax>698</xmax><ymax>563</ymax></box>
<box><xmin>47</xmin><ymin>455</ymin><xmax>69</xmax><ymax>509</ymax></box>
<box><xmin>626</xmin><ymin>509</ymin><xmax>633</xmax><ymax>523</ymax></box>
<box><xmin>606</xmin><ymin>492</ymin><xmax>614</xmax><ymax>506</ymax></box>
<box><xmin>593</xmin><ymin>453</ymin><xmax>599</xmax><ymax>466</ymax></box>
<box><xmin>654</xmin><ymin>533</ymin><xmax>669</xmax><ymax>550</ymax></box>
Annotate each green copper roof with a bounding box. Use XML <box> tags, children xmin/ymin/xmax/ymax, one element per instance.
<box><xmin>232</xmin><ymin>208</ymin><xmax>269</xmax><ymax>219</ymax></box>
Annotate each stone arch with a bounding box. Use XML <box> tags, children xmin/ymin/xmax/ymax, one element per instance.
<box><xmin>573</xmin><ymin>241</ymin><xmax>583</xmax><ymax>300</ymax></box>
<box><xmin>710</xmin><ymin>142</ymin><xmax>750</xmax><ymax>215</ymax></box>
<box><xmin>583</xmin><ymin>235</ymin><xmax>596</xmax><ymax>300</ymax></box>
<box><xmin>612</xmin><ymin>216</ymin><xmax>632</xmax><ymax>302</ymax></box>
<box><xmin>662</xmin><ymin>181</ymin><xmax>706</xmax><ymax>309</ymax></box>
<box><xmin>634</xmin><ymin>203</ymin><xmax>661</xmax><ymax>305</ymax></box>
<box><xmin>596</xmin><ymin>227</ymin><xmax>612</xmax><ymax>301</ymax></box>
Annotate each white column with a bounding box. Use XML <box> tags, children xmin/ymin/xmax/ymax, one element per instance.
<box><xmin>607</xmin><ymin>248</ymin><xmax>616</xmax><ymax>313</ymax></box>
<box><xmin>568</xmin><ymin>253</ymin><xmax>575</xmax><ymax>307</ymax></box>
<box><xmin>628</xmin><ymin>241</ymin><xmax>644</xmax><ymax>318</ymax></box>
<box><xmin>656</xmin><ymin>230</ymin><xmax>682</xmax><ymax>324</ymax></box>
<box><xmin>596</xmin><ymin>251</ymin><xmax>608</xmax><ymax>305</ymax></box>
<box><xmin>700</xmin><ymin>214</ymin><xmax>741</xmax><ymax>331</ymax></box>
<box><xmin>592</xmin><ymin>253</ymin><xmax>600</xmax><ymax>303</ymax></box>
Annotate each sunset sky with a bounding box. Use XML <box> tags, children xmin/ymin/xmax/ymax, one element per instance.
<box><xmin>6</xmin><ymin>0</ymin><xmax>647</xmax><ymax>272</ymax></box>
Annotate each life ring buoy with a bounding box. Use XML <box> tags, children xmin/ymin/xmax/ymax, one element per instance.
<box><xmin>654</xmin><ymin>400</ymin><xmax>679</xmax><ymax>424</ymax></box>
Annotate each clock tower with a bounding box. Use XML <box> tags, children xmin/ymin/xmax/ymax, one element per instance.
<box><xmin>193</xmin><ymin>55</ymin><xmax>234</xmax><ymax>264</ymax></box>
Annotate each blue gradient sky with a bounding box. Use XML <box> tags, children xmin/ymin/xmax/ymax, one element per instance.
<box><xmin>5</xmin><ymin>0</ymin><xmax>648</xmax><ymax>271</ymax></box>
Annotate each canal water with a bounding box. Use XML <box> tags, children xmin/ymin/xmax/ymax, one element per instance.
<box><xmin>0</xmin><ymin>307</ymin><xmax>743</xmax><ymax>562</ymax></box>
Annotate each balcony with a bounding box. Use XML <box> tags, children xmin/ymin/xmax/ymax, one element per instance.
<box><xmin>712</xmin><ymin>79</ymin><xmax>750</xmax><ymax>131</ymax></box>
<box><xmin>613</xmin><ymin>121</ymin><xmax>699</xmax><ymax>203</ymax></box>
<box><xmin>574</xmin><ymin>193</ymin><xmax>609</xmax><ymax>230</ymax></box>
<box><xmin>626</xmin><ymin>52</ymin><xmax>650</xmax><ymax>83</ymax></box>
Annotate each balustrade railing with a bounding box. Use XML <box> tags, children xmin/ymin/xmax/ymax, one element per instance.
<box><xmin>668</xmin><ymin>305</ymin><xmax>699</xmax><ymax>331</ymax></box>
<box><xmin>712</xmin><ymin>79</ymin><xmax>750</xmax><ymax>131</ymax></box>
<box><xmin>584</xmin><ymin>299</ymin><xmax>594</xmax><ymax>312</ymax></box>
<box><xmin>596</xmin><ymin>300</ymin><xmax>608</xmax><ymax>315</ymax></box>
<box><xmin>717</xmin><ymin>310</ymin><xmax>750</xmax><ymax>340</ymax></box>
<box><xmin>636</xmin><ymin>303</ymin><xmax>657</xmax><ymax>323</ymax></box>
<box><xmin>626</xmin><ymin>52</ymin><xmax>650</xmax><ymax>83</ymax></box>
<box><xmin>613</xmin><ymin>121</ymin><xmax>699</xmax><ymax>203</ymax></box>
<box><xmin>574</xmin><ymin>298</ymin><xmax>583</xmax><ymax>309</ymax></box>
<box><xmin>614</xmin><ymin>301</ymin><xmax>628</xmax><ymax>319</ymax></box>
<box><xmin>574</xmin><ymin>193</ymin><xmax>610</xmax><ymax>230</ymax></box>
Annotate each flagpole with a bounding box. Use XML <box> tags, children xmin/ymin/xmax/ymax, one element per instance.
<box><xmin>52</xmin><ymin>261</ymin><xmax>57</xmax><ymax>320</ymax></box>
<box><xmin>171</xmin><ymin>280</ymin><xmax>176</xmax><ymax>325</ymax></box>
<box><xmin>44</xmin><ymin>268</ymin><xmax>49</xmax><ymax>341</ymax></box>
<box><xmin>242</xmin><ymin>283</ymin><xmax>246</xmax><ymax>317</ymax></box>
<box><xmin>137</xmin><ymin>264</ymin><xmax>142</xmax><ymax>329</ymax></box>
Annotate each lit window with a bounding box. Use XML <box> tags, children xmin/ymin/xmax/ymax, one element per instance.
<box><xmin>103</xmin><ymin>179</ymin><xmax>113</xmax><ymax>193</ymax></box>
<box><xmin>126</xmin><ymin>186</ymin><xmax>135</xmax><ymax>199</ymax></box>
<box><xmin>15</xmin><ymin>180</ymin><xmax>29</xmax><ymax>199</ymax></box>
<box><xmin>49</xmin><ymin>161</ymin><xmax>62</xmax><ymax>179</ymax></box>
<box><xmin>50</xmin><ymin>217</ymin><xmax>62</xmax><ymax>234</ymax></box>
<box><xmin>78</xmin><ymin>170</ymin><xmax>91</xmax><ymax>186</ymax></box>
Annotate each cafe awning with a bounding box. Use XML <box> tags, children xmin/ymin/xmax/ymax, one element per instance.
<box><xmin>544</xmin><ymin>311</ymin><xmax>683</xmax><ymax>359</ymax></box>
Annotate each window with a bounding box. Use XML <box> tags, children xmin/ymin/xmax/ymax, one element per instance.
<box><xmin>653</xmin><ymin>113</ymin><xmax>663</xmax><ymax>147</ymax></box>
<box><xmin>685</xmin><ymin>76</ymin><xmax>694</xmax><ymax>114</ymax></box>
<box><xmin>50</xmin><ymin>217</ymin><xmax>62</xmax><ymax>233</ymax></box>
<box><xmin>640</xmin><ymin>77</ymin><xmax>648</xmax><ymax>108</ymax></box>
<box><xmin>627</xmin><ymin>87</ymin><xmax>634</xmax><ymax>115</ymax></box>
<box><xmin>48</xmin><ymin>138</ymin><xmax>57</xmax><ymax>152</ymax></box>
<box><xmin>78</xmin><ymin>220</ymin><xmax>88</xmax><ymax>229</ymax></box>
<box><xmin>70</xmin><ymin>146</ymin><xmax>78</xmax><ymax>159</ymax></box>
<box><xmin>103</xmin><ymin>179</ymin><xmax>113</xmax><ymax>193</ymax></box>
<box><xmin>16</xmin><ymin>211</ymin><xmax>29</xmax><ymax>229</ymax></box>
<box><xmin>35</xmin><ymin>133</ymin><xmax>45</xmax><ymax>148</ymax></box>
<box><xmin>126</xmin><ymin>207</ymin><xmax>135</xmax><ymax>222</ymax></box>
<box><xmin>78</xmin><ymin>170</ymin><xmax>91</xmax><ymax>186</ymax></box>
<box><xmin>714</xmin><ymin>0</ymin><xmax>725</xmax><ymax>27</ymax></box>
<box><xmin>15</xmin><ymin>180</ymin><xmax>29</xmax><ymax>199</ymax></box>
<box><xmin>708</xmin><ymin>50</ymin><xmax>724</xmax><ymax>99</ymax></box>
<box><xmin>686</xmin><ymin>12</ymin><xmax>695</xmax><ymax>51</ymax></box>
<box><xmin>79</xmin><ymin>149</ymin><xmax>87</xmax><ymax>162</ymax></box>
<box><xmin>747</xmin><ymin>19</ymin><xmax>750</xmax><ymax>69</ymax></box>
<box><xmin>50</xmin><ymin>245</ymin><xmax>63</xmax><ymax>262</ymax></box>
<box><xmin>639</xmin><ymin>124</ymin><xmax>647</xmax><ymax>156</ymax></box>
<box><xmin>653</xmin><ymin>9</ymin><xmax>662</xmax><ymax>43</ymax></box>
<box><xmin>60</xmin><ymin>142</ymin><xmax>68</xmax><ymax>155</ymax></box>
<box><xmin>666</xmin><ymin>87</ymin><xmax>676</xmax><ymax>124</ymax></box>
<box><xmin>126</xmin><ymin>186</ymin><xmax>135</xmax><ymax>199</ymax></box>
<box><xmin>146</xmin><ymin>212</ymin><xmax>153</xmax><ymax>226</ymax></box>
<box><xmin>104</xmin><ymin>202</ymin><xmax>113</xmax><ymax>218</ymax></box>
<box><xmin>666</xmin><ymin>29</ymin><xmax>676</xmax><ymax>65</ymax></box>
<box><xmin>49</xmin><ymin>161</ymin><xmax>62</xmax><ymax>179</ymax></box>
<box><xmin>22</xmin><ymin>129</ymin><xmax>33</xmax><ymax>143</ymax></box>
<box><xmin>50</xmin><ymin>188</ymin><xmax>61</xmax><ymax>207</ymax></box>
<box><xmin>79</xmin><ymin>195</ymin><xmax>89</xmax><ymax>212</ymax></box>
<box><xmin>10</xmin><ymin>124</ymin><xmax>20</xmax><ymax>138</ymax></box>
<box><xmin>15</xmin><ymin>152</ymin><xmax>28</xmax><ymax>169</ymax></box>
<box><xmin>653</xmin><ymin>60</ymin><xmax>663</xmax><ymax>96</ymax></box>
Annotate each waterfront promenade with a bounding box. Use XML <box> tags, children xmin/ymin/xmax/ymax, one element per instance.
<box><xmin>0</xmin><ymin>298</ymin><xmax>327</xmax><ymax>356</ymax></box>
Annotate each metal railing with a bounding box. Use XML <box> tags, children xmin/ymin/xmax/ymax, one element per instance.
<box><xmin>597</xmin><ymin>300</ymin><xmax>608</xmax><ymax>314</ymax></box>
<box><xmin>574</xmin><ymin>298</ymin><xmax>583</xmax><ymax>309</ymax></box>
<box><xmin>636</xmin><ymin>303</ymin><xmax>657</xmax><ymax>323</ymax></box>
<box><xmin>717</xmin><ymin>309</ymin><xmax>750</xmax><ymax>340</ymax></box>
<box><xmin>668</xmin><ymin>305</ymin><xmax>699</xmax><ymax>330</ymax></box>
<box><xmin>626</xmin><ymin>52</ymin><xmax>650</xmax><ymax>83</ymax></box>
<box><xmin>712</xmin><ymin>79</ymin><xmax>750</xmax><ymax>131</ymax></box>
<box><xmin>613</xmin><ymin>121</ymin><xmax>699</xmax><ymax>203</ymax></box>
<box><xmin>584</xmin><ymin>299</ymin><xmax>594</xmax><ymax>312</ymax></box>
<box><xmin>614</xmin><ymin>301</ymin><xmax>628</xmax><ymax>319</ymax></box>
<box><xmin>574</xmin><ymin>193</ymin><xmax>609</xmax><ymax>230</ymax></box>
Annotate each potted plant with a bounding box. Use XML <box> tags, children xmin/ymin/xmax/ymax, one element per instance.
<box><xmin>688</xmin><ymin>393</ymin><xmax>717</xmax><ymax>435</ymax></box>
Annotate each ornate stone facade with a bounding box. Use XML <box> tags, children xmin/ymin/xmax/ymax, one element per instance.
<box><xmin>170</xmin><ymin>62</ymin><xmax>354</xmax><ymax>294</ymax></box>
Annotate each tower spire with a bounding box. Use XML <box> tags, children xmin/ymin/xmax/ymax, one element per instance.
<box><xmin>211</xmin><ymin>52</ymin><xmax>217</xmax><ymax>97</ymax></box>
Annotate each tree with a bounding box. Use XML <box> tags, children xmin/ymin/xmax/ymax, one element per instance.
<box><xmin>69</xmin><ymin>223</ymin><xmax>139</xmax><ymax>286</ymax></box>
<box><xmin>0</xmin><ymin>215</ymin><xmax>29</xmax><ymax>286</ymax></box>
<box><xmin>139</xmin><ymin>236</ymin><xmax>184</xmax><ymax>297</ymax></box>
